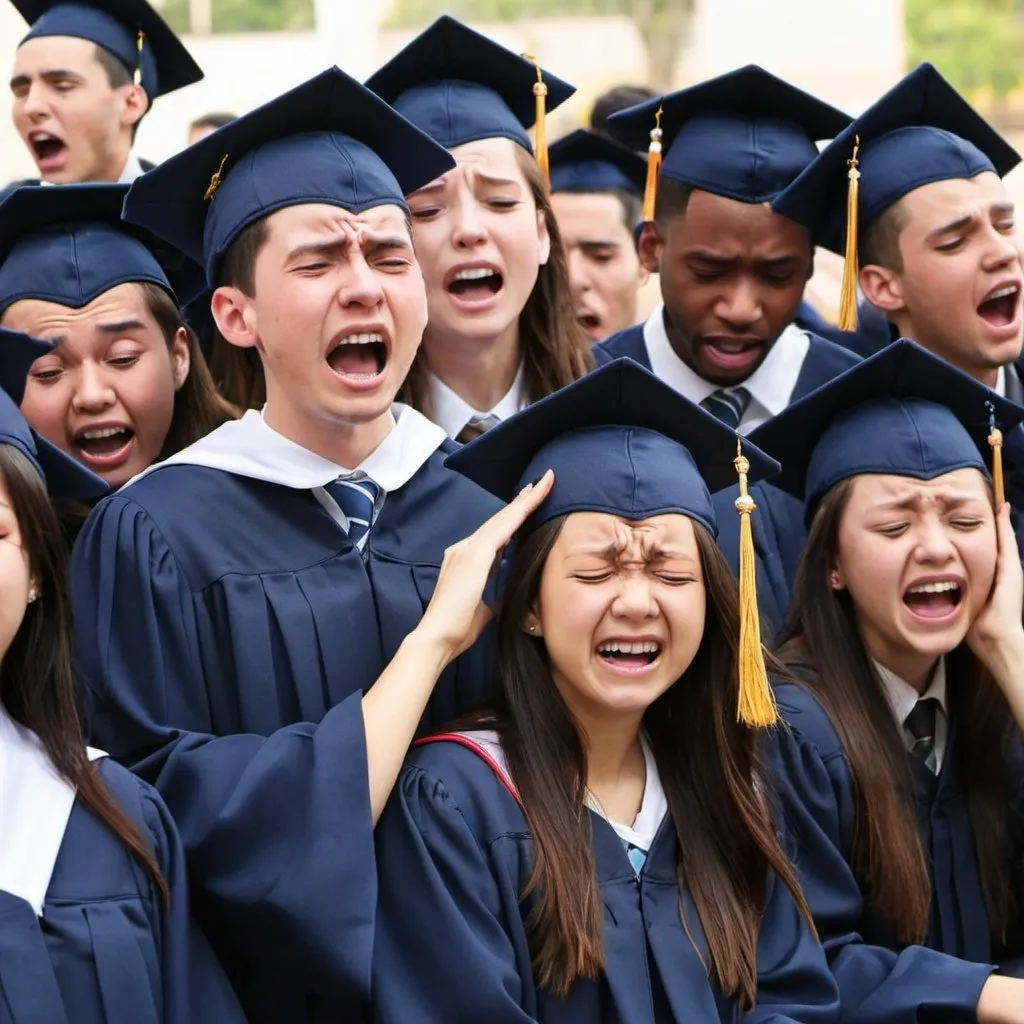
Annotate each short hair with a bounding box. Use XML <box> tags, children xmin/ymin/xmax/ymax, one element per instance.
<box><xmin>91</xmin><ymin>44</ymin><xmax>147</xmax><ymax>139</ymax></box>
<box><xmin>218</xmin><ymin>215</ymin><xmax>270</xmax><ymax>296</ymax></box>
<box><xmin>859</xmin><ymin>199</ymin><xmax>906</xmax><ymax>272</ymax></box>
<box><xmin>590</xmin><ymin>84</ymin><xmax>658</xmax><ymax>136</ymax></box>
<box><xmin>191</xmin><ymin>112</ymin><xmax>236</xmax><ymax>133</ymax></box>
<box><xmin>653</xmin><ymin>177</ymin><xmax>693</xmax><ymax>232</ymax></box>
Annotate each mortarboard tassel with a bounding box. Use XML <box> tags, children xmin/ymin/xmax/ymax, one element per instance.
<box><xmin>987</xmin><ymin>401</ymin><xmax>1005</xmax><ymax>506</ymax></box>
<box><xmin>134</xmin><ymin>29</ymin><xmax>145</xmax><ymax>87</ymax></box>
<box><xmin>524</xmin><ymin>55</ymin><xmax>550</xmax><ymax>188</ymax></box>
<box><xmin>204</xmin><ymin>154</ymin><xmax>229</xmax><ymax>202</ymax></box>
<box><xmin>837</xmin><ymin>136</ymin><xmax>861</xmax><ymax>332</ymax></box>
<box><xmin>734</xmin><ymin>439</ymin><xmax>778</xmax><ymax>728</ymax></box>
<box><xmin>642</xmin><ymin>105</ymin><xmax>664</xmax><ymax>224</ymax></box>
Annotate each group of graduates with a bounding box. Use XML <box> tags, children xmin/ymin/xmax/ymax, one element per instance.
<box><xmin>4</xmin><ymin>1</ymin><xmax>1024</xmax><ymax>1022</ymax></box>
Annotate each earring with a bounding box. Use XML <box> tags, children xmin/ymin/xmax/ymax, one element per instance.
<box><xmin>27</xmin><ymin>586</ymin><xmax>39</xmax><ymax>604</ymax></box>
<box><xmin>830</xmin><ymin>571</ymin><xmax>841</xmax><ymax>591</ymax></box>
<box><xmin>528</xmin><ymin>624</ymin><xmax>537</xmax><ymax>633</ymax></box>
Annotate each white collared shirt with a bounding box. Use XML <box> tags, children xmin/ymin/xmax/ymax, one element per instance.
<box><xmin>642</xmin><ymin>304</ymin><xmax>811</xmax><ymax>434</ymax></box>
<box><xmin>39</xmin><ymin>149</ymin><xmax>143</xmax><ymax>186</ymax></box>
<box><xmin>874</xmin><ymin>658</ymin><xmax>949</xmax><ymax>771</ymax></box>
<box><xmin>128</xmin><ymin>403</ymin><xmax>448</xmax><ymax>536</ymax></box>
<box><xmin>428</xmin><ymin>363</ymin><xmax>528</xmax><ymax>440</ymax></box>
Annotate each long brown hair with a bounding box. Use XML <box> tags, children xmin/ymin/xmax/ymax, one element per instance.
<box><xmin>777</xmin><ymin>478</ymin><xmax>1020</xmax><ymax>946</ymax></box>
<box><xmin>0</xmin><ymin>445</ymin><xmax>168</xmax><ymax>903</ymax></box>
<box><xmin>400</xmin><ymin>148</ymin><xmax>593</xmax><ymax>419</ymax></box>
<box><xmin>480</xmin><ymin>516</ymin><xmax>812</xmax><ymax>1006</ymax></box>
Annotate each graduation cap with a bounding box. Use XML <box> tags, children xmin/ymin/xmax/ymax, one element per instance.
<box><xmin>0</xmin><ymin>182</ymin><xmax>203</xmax><ymax>315</ymax></box>
<box><xmin>122</xmin><ymin>66</ymin><xmax>457</xmax><ymax>287</ymax></box>
<box><xmin>12</xmin><ymin>0</ymin><xmax>203</xmax><ymax>99</ymax></box>
<box><xmin>549</xmin><ymin>128</ymin><xmax>646</xmax><ymax>197</ymax></box>
<box><xmin>447</xmin><ymin>357</ymin><xmax>782</xmax><ymax>728</ymax></box>
<box><xmin>365</xmin><ymin>15</ymin><xmax>575</xmax><ymax>185</ymax></box>
<box><xmin>605</xmin><ymin>65</ymin><xmax>852</xmax><ymax>222</ymax></box>
<box><xmin>0</xmin><ymin>328</ymin><xmax>108</xmax><ymax>499</ymax></box>
<box><xmin>772</xmin><ymin>63</ymin><xmax>1022</xmax><ymax>330</ymax></box>
<box><xmin>749</xmin><ymin>339</ymin><xmax>1024</xmax><ymax>524</ymax></box>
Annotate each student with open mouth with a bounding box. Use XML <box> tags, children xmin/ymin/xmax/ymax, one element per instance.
<box><xmin>366</xmin><ymin>16</ymin><xmax>592</xmax><ymax>443</ymax></box>
<box><xmin>371</xmin><ymin>358</ymin><xmax>841</xmax><ymax>1023</ymax></box>
<box><xmin>0</xmin><ymin>182</ymin><xmax>235</xmax><ymax>534</ymax></box>
<box><xmin>755</xmin><ymin>341</ymin><xmax>1024</xmax><ymax>1022</ymax></box>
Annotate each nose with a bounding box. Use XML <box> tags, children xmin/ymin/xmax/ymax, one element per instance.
<box><xmin>451</xmin><ymin>196</ymin><xmax>488</xmax><ymax>250</ymax></box>
<box><xmin>338</xmin><ymin>253</ymin><xmax>384</xmax><ymax>311</ymax></box>
<box><xmin>983</xmin><ymin>223</ymin><xmax>1023</xmax><ymax>272</ymax></box>
<box><xmin>714</xmin><ymin>278</ymin><xmax>762</xmax><ymax>329</ymax></box>
<box><xmin>913</xmin><ymin>517</ymin><xmax>957</xmax><ymax>567</ymax></box>
<box><xmin>610</xmin><ymin>574</ymin><xmax>659</xmax><ymax>622</ymax></box>
<box><xmin>566</xmin><ymin>248</ymin><xmax>591</xmax><ymax>297</ymax></box>
<box><xmin>20</xmin><ymin>81</ymin><xmax>50</xmax><ymax>122</ymax></box>
<box><xmin>70</xmin><ymin>363</ymin><xmax>116</xmax><ymax>414</ymax></box>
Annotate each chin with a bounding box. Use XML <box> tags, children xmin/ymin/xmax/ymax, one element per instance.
<box><xmin>898</xmin><ymin>625</ymin><xmax>969</xmax><ymax>661</ymax></box>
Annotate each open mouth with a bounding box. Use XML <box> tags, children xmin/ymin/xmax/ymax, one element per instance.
<box><xmin>576</xmin><ymin>310</ymin><xmax>602</xmax><ymax>332</ymax></box>
<box><xmin>447</xmin><ymin>267</ymin><xmax>503</xmax><ymax>302</ymax></box>
<box><xmin>596</xmin><ymin>639</ymin><xmax>662</xmax><ymax>671</ymax></box>
<box><xmin>903</xmin><ymin>579</ymin><xmax>963</xmax><ymax>620</ymax></box>
<box><xmin>702</xmin><ymin>336</ymin><xmax>764</xmax><ymax>372</ymax></box>
<box><xmin>977</xmin><ymin>283</ymin><xmax>1021</xmax><ymax>329</ymax></box>
<box><xmin>28</xmin><ymin>131</ymin><xmax>68</xmax><ymax>168</ymax></box>
<box><xmin>327</xmin><ymin>332</ymin><xmax>388</xmax><ymax>381</ymax></box>
<box><xmin>74</xmin><ymin>425</ymin><xmax>134</xmax><ymax>465</ymax></box>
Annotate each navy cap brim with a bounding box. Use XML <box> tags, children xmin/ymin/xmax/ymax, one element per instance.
<box><xmin>14</xmin><ymin>0</ymin><xmax>203</xmax><ymax>98</ymax></box>
<box><xmin>772</xmin><ymin>63</ymin><xmax>1022</xmax><ymax>251</ymax></box>
<box><xmin>0</xmin><ymin>329</ymin><xmax>52</xmax><ymax>406</ymax></box>
<box><xmin>365</xmin><ymin>14</ymin><xmax>574</xmax><ymax>145</ymax></box>
<box><xmin>122</xmin><ymin>66</ymin><xmax>456</xmax><ymax>279</ymax></box>
<box><xmin>549</xmin><ymin>128</ymin><xmax>647</xmax><ymax>195</ymax></box>
<box><xmin>0</xmin><ymin>183</ymin><xmax>204</xmax><ymax>308</ymax></box>
<box><xmin>446</xmin><ymin>357</ymin><xmax>779</xmax><ymax>518</ymax></box>
<box><xmin>749</xmin><ymin>339</ymin><xmax>1024</xmax><ymax>503</ymax></box>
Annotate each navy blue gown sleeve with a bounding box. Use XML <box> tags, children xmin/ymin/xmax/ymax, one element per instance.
<box><xmin>71</xmin><ymin>497</ymin><xmax>377</xmax><ymax>1002</ymax></box>
<box><xmin>372</xmin><ymin>763</ymin><xmax>536</xmax><ymax>1023</ymax></box>
<box><xmin>768</xmin><ymin>685</ymin><xmax>994</xmax><ymax>1023</ymax></box>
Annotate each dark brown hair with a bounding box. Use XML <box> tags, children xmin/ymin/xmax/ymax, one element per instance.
<box><xmin>777</xmin><ymin>478</ymin><xmax>1019</xmax><ymax>946</ymax></box>
<box><xmin>400</xmin><ymin>148</ymin><xmax>593</xmax><ymax>419</ymax></box>
<box><xmin>477</xmin><ymin>516</ymin><xmax>813</xmax><ymax>1005</ymax></box>
<box><xmin>653</xmin><ymin>177</ymin><xmax>694</xmax><ymax>232</ymax></box>
<box><xmin>0</xmin><ymin>445</ymin><xmax>168</xmax><ymax>903</ymax></box>
<box><xmin>859</xmin><ymin>200</ymin><xmax>907</xmax><ymax>272</ymax></box>
<box><xmin>91</xmin><ymin>44</ymin><xmax>147</xmax><ymax>139</ymax></box>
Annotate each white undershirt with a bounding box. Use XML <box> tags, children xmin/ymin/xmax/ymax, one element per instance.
<box><xmin>874</xmin><ymin>657</ymin><xmax>949</xmax><ymax>771</ymax></box>
<box><xmin>427</xmin><ymin>363</ymin><xmax>528</xmax><ymax>440</ymax></box>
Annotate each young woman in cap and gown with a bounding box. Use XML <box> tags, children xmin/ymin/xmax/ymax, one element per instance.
<box><xmin>754</xmin><ymin>341</ymin><xmax>1024</xmax><ymax>1022</ymax></box>
<box><xmin>370</xmin><ymin>358</ymin><xmax>842</xmax><ymax>1023</ymax></box>
<box><xmin>0</xmin><ymin>328</ymin><xmax>243</xmax><ymax>1024</ymax></box>
<box><xmin>366</xmin><ymin>16</ymin><xmax>592</xmax><ymax>442</ymax></box>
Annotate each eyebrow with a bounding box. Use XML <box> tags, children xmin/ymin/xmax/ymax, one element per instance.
<box><xmin>875</xmin><ymin>493</ymin><xmax>981</xmax><ymax>511</ymax></box>
<box><xmin>286</xmin><ymin>232</ymin><xmax>411</xmax><ymax>263</ymax></box>
<box><xmin>97</xmin><ymin>319</ymin><xmax>147</xmax><ymax>334</ymax></box>
<box><xmin>572</xmin><ymin>541</ymin><xmax>692</xmax><ymax>562</ymax></box>
<box><xmin>474</xmin><ymin>172</ymin><xmax>520</xmax><ymax>189</ymax></box>
<box><xmin>10</xmin><ymin>68</ymin><xmax>84</xmax><ymax>90</ymax></box>
<box><xmin>924</xmin><ymin>202</ymin><xmax>1014</xmax><ymax>241</ymax></box>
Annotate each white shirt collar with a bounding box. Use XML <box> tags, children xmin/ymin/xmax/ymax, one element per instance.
<box><xmin>427</xmin><ymin>362</ymin><xmax>528</xmax><ymax>439</ymax></box>
<box><xmin>128</xmin><ymin>403</ymin><xmax>447</xmax><ymax>494</ymax></box>
<box><xmin>996</xmin><ymin>365</ymin><xmax>1006</xmax><ymax>398</ymax></box>
<box><xmin>874</xmin><ymin>657</ymin><xmax>949</xmax><ymax>770</ymax></box>
<box><xmin>117</xmin><ymin>150</ymin><xmax>145</xmax><ymax>184</ymax></box>
<box><xmin>0</xmin><ymin>705</ymin><xmax>104</xmax><ymax>915</ymax></box>
<box><xmin>642</xmin><ymin>304</ymin><xmax>811</xmax><ymax>433</ymax></box>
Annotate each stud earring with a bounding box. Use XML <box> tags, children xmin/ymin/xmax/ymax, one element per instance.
<box><xmin>27</xmin><ymin>587</ymin><xmax>39</xmax><ymax>604</ymax></box>
<box><xmin>830</xmin><ymin>571</ymin><xmax>841</xmax><ymax>591</ymax></box>
<box><xmin>528</xmin><ymin>624</ymin><xmax>537</xmax><ymax>633</ymax></box>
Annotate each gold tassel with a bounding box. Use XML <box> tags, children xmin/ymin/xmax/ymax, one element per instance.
<box><xmin>642</xmin><ymin>105</ymin><xmax>664</xmax><ymax>224</ymax></box>
<box><xmin>134</xmin><ymin>29</ymin><xmax>145</xmax><ymax>87</ymax></box>
<box><xmin>734</xmin><ymin>439</ymin><xmax>778</xmax><ymax>728</ymax></box>
<box><xmin>837</xmin><ymin>136</ymin><xmax>861</xmax><ymax>332</ymax></box>
<box><xmin>987</xmin><ymin>401</ymin><xmax>1005</xmax><ymax>506</ymax></box>
<box><xmin>523</xmin><ymin>55</ymin><xmax>550</xmax><ymax>188</ymax></box>
<box><xmin>204</xmin><ymin>154</ymin><xmax>229</xmax><ymax>201</ymax></box>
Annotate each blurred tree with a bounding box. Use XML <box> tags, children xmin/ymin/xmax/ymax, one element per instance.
<box><xmin>160</xmin><ymin>0</ymin><xmax>315</xmax><ymax>34</ymax></box>
<box><xmin>383</xmin><ymin>0</ymin><xmax>693</xmax><ymax>91</ymax></box>
<box><xmin>906</xmin><ymin>0</ymin><xmax>1024</xmax><ymax>99</ymax></box>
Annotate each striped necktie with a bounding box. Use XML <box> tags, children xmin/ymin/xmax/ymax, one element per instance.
<box><xmin>700</xmin><ymin>387</ymin><xmax>751</xmax><ymax>430</ymax></box>
<box><xmin>326</xmin><ymin>474</ymin><xmax>380</xmax><ymax>552</ymax></box>
<box><xmin>456</xmin><ymin>413</ymin><xmax>501</xmax><ymax>444</ymax></box>
<box><xmin>905</xmin><ymin>697</ymin><xmax>941</xmax><ymax>773</ymax></box>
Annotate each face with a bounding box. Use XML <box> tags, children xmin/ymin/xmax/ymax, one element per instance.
<box><xmin>0</xmin><ymin>472</ymin><xmax>32</xmax><ymax>664</ymax></box>
<box><xmin>3</xmin><ymin>284</ymin><xmax>189</xmax><ymax>487</ymax></box>
<box><xmin>213</xmin><ymin>203</ymin><xmax>426</xmax><ymax>449</ymax></box>
<box><xmin>834</xmin><ymin>469</ymin><xmax>997</xmax><ymax>682</ymax></box>
<box><xmin>639</xmin><ymin>190</ymin><xmax>813</xmax><ymax>386</ymax></box>
<box><xmin>529</xmin><ymin>512</ymin><xmax>706</xmax><ymax>725</ymax></box>
<box><xmin>861</xmin><ymin>174</ymin><xmax>1024</xmax><ymax>384</ymax></box>
<box><xmin>407</xmin><ymin>137</ymin><xmax>551</xmax><ymax>352</ymax></box>
<box><xmin>10</xmin><ymin>37</ymin><xmax>145</xmax><ymax>183</ymax></box>
<box><xmin>552</xmin><ymin>190</ymin><xmax>647</xmax><ymax>342</ymax></box>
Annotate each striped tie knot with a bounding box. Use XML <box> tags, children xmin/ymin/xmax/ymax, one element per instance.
<box><xmin>328</xmin><ymin>474</ymin><xmax>380</xmax><ymax>551</ymax></box>
<box><xmin>905</xmin><ymin>697</ymin><xmax>941</xmax><ymax>773</ymax></box>
<box><xmin>700</xmin><ymin>387</ymin><xmax>751</xmax><ymax>430</ymax></box>
<box><xmin>456</xmin><ymin>413</ymin><xmax>501</xmax><ymax>444</ymax></box>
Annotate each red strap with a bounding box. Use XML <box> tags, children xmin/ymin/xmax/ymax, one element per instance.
<box><xmin>413</xmin><ymin>733</ymin><xmax>522</xmax><ymax>807</ymax></box>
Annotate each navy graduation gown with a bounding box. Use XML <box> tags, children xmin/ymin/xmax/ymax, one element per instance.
<box><xmin>593</xmin><ymin>321</ymin><xmax>651</xmax><ymax>368</ymax></box>
<box><xmin>768</xmin><ymin>682</ymin><xmax>1016</xmax><ymax>1023</ymax></box>
<box><xmin>372</xmin><ymin>738</ymin><xmax>840</xmax><ymax>1024</ymax></box>
<box><xmin>793</xmin><ymin>300</ymin><xmax>893</xmax><ymax>360</ymax></box>
<box><xmin>0</xmin><ymin>759</ymin><xmax>242</xmax><ymax>1024</ymax></box>
<box><xmin>70</xmin><ymin>444</ymin><xmax>503</xmax><ymax>1022</ymax></box>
